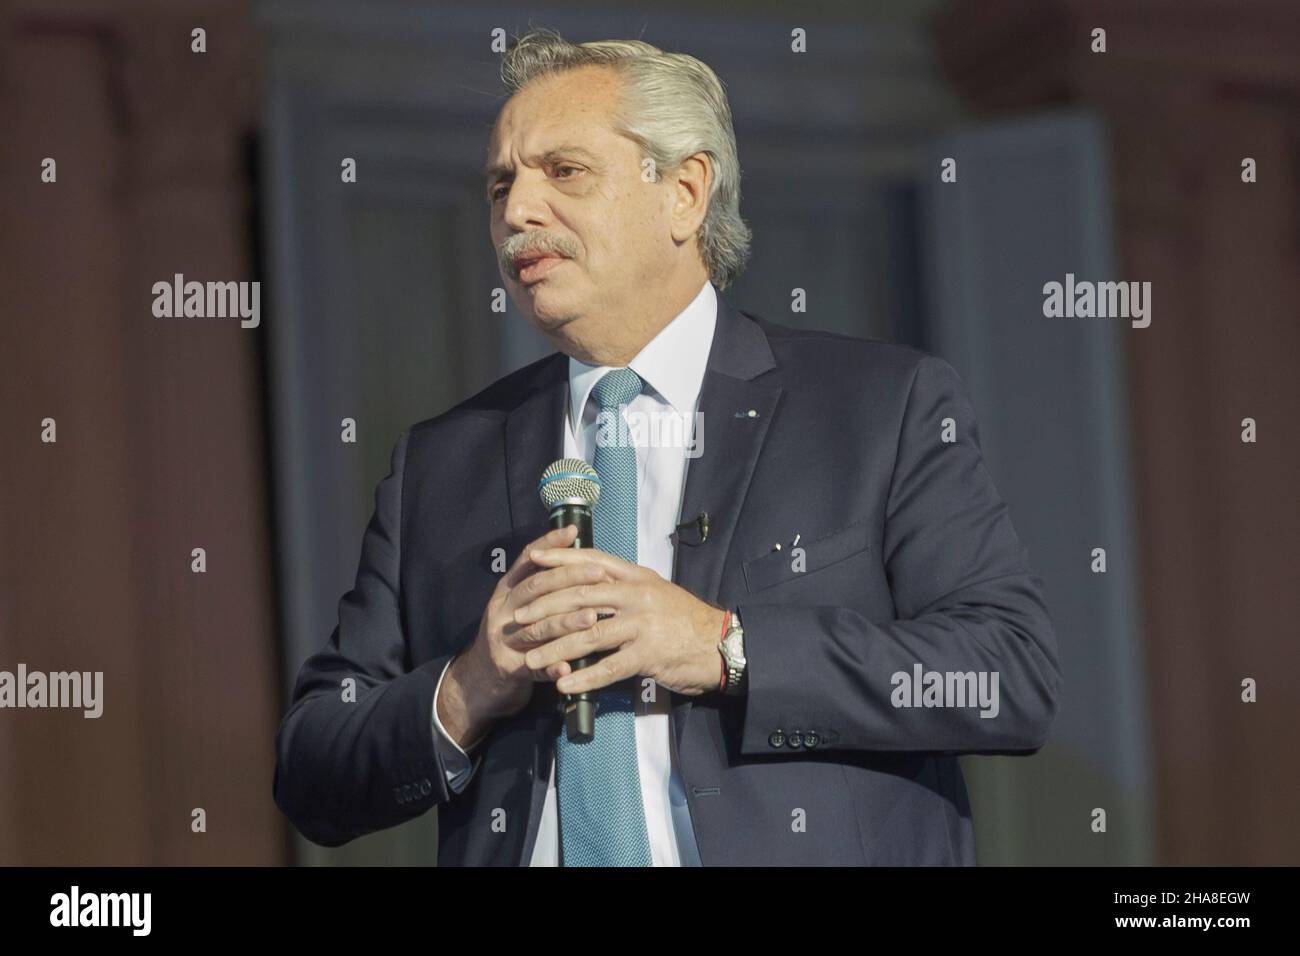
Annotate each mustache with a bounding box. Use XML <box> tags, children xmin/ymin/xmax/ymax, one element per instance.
<box><xmin>499</xmin><ymin>233</ymin><xmax>582</xmax><ymax>279</ymax></box>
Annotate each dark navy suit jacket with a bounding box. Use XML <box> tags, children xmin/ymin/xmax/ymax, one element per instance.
<box><xmin>273</xmin><ymin>293</ymin><xmax>1061</xmax><ymax>865</ymax></box>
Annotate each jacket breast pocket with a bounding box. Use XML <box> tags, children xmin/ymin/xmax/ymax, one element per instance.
<box><xmin>741</xmin><ymin>516</ymin><xmax>872</xmax><ymax>594</ymax></box>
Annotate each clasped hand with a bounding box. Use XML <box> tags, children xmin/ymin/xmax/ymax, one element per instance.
<box><xmin>513</xmin><ymin>529</ymin><xmax>728</xmax><ymax>698</ymax></box>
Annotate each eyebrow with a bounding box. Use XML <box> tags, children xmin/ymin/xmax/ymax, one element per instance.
<box><xmin>483</xmin><ymin>145</ymin><xmax>601</xmax><ymax>186</ymax></box>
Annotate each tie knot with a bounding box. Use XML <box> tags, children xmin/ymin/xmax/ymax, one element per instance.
<box><xmin>592</xmin><ymin>367</ymin><xmax>643</xmax><ymax>410</ymax></box>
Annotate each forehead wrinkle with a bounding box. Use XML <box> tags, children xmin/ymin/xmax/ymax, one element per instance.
<box><xmin>484</xmin><ymin>68</ymin><xmax>628</xmax><ymax>186</ymax></box>
<box><xmin>483</xmin><ymin>142</ymin><xmax>605</xmax><ymax>185</ymax></box>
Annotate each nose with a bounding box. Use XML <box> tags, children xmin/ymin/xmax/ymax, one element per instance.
<box><xmin>500</xmin><ymin>169</ymin><xmax>552</xmax><ymax>234</ymax></box>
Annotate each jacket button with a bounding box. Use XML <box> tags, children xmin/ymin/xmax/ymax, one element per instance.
<box><xmin>803</xmin><ymin>731</ymin><xmax>819</xmax><ymax>748</ymax></box>
<box><xmin>768</xmin><ymin>730</ymin><xmax>786</xmax><ymax>748</ymax></box>
<box><xmin>788</xmin><ymin>731</ymin><xmax>804</xmax><ymax>749</ymax></box>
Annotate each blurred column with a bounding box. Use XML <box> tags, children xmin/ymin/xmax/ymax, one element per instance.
<box><xmin>0</xmin><ymin>0</ymin><xmax>284</xmax><ymax>863</ymax></box>
<box><xmin>935</xmin><ymin>0</ymin><xmax>1300</xmax><ymax>864</ymax></box>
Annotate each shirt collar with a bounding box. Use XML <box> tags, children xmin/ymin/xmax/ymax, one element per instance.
<box><xmin>567</xmin><ymin>279</ymin><xmax>717</xmax><ymax>433</ymax></box>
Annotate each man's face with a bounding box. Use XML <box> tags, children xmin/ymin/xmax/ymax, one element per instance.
<box><xmin>485</xmin><ymin>65</ymin><xmax>676</xmax><ymax>348</ymax></box>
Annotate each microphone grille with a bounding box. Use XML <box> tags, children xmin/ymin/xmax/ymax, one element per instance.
<box><xmin>538</xmin><ymin>458</ymin><xmax>601</xmax><ymax>510</ymax></box>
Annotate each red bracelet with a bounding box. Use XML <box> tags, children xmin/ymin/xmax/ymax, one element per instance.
<box><xmin>718</xmin><ymin>609</ymin><xmax>732</xmax><ymax>691</ymax></box>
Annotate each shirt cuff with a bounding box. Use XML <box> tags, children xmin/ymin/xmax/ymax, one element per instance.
<box><xmin>431</xmin><ymin>657</ymin><xmax>481</xmax><ymax>794</ymax></box>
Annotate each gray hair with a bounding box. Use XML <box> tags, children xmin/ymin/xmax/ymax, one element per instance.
<box><xmin>499</xmin><ymin>28</ymin><xmax>752</xmax><ymax>290</ymax></box>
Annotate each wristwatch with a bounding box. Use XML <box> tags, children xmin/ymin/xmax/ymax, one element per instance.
<box><xmin>718</xmin><ymin>609</ymin><xmax>747</xmax><ymax>696</ymax></box>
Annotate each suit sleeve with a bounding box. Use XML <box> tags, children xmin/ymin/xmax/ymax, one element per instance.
<box><xmin>735</xmin><ymin>355</ymin><xmax>1062</xmax><ymax>755</ymax></box>
<box><xmin>273</xmin><ymin>430</ymin><xmax>462</xmax><ymax>847</ymax></box>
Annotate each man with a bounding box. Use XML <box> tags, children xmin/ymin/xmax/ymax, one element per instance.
<box><xmin>273</xmin><ymin>29</ymin><xmax>1061</xmax><ymax>866</ymax></box>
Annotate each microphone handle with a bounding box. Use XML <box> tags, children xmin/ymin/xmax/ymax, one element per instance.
<box><xmin>548</xmin><ymin>504</ymin><xmax>601</xmax><ymax>742</ymax></box>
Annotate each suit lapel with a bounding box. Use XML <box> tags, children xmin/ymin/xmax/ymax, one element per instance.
<box><xmin>501</xmin><ymin>353</ymin><xmax>568</xmax><ymax>865</ymax></box>
<box><xmin>503</xmin><ymin>354</ymin><xmax>569</xmax><ymax>550</ymax></box>
<box><xmin>669</xmin><ymin>294</ymin><xmax>780</xmax><ymax>750</ymax></box>
<box><xmin>504</xmin><ymin>353</ymin><xmax>569</xmax><ymax>722</ymax></box>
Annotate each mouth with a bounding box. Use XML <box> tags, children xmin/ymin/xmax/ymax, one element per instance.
<box><xmin>513</xmin><ymin>255</ymin><xmax>568</xmax><ymax>285</ymax></box>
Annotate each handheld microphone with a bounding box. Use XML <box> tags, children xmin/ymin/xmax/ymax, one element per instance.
<box><xmin>537</xmin><ymin>458</ymin><xmax>605</xmax><ymax>742</ymax></box>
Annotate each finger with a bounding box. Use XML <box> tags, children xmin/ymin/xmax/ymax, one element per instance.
<box><xmin>502</xmin><ymin>524</ymin><xmax>578</xmax><ymax>589</ymax></box>
<box><xmin>514</xmin><ymin>581</ymin><xmax>626</xmax><ymax>625</ymax></box>
<box><xmin>529</xmin><ymin>660</ymin><xmax>572</xmax><ymax>682</ymax></box>
<box><xmin>507</xmin><ymin>561</ymin><xmax>611</xmax><ymax>615</ymax></box>
<box><xmin>522</xmin><ymin>613</ymin><xmax>629</xmax><ymax>671</ymax></box>
<box><xmin>556</xmin><ymin>647</ymin><xmax>640</xmax><ymax>696</ymax></box>
<box><xmin>509</xmin><ymin>607</ymin><xmax>601</xmax><ymax>648</ymax></box>
<box><xmin>526</xmin><ymin>545</ymin><xmax>642</xmax><ymax>582</ymax></box>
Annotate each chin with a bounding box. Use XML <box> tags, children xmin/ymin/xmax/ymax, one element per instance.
<box><xmin>520</xmin><ymin>285</ymin><xmax>579</xmax><ymax>329</ymax></box>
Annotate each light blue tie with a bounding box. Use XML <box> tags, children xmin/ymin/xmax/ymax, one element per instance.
<box><xmin>555</xmin><ymin>367</ymin><xmax>654</xmax><ymax>867</ymax></box>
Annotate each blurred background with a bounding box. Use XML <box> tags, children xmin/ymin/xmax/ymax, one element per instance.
<box><xmin>1</xmin><ymin>0</ymin><xmax>1296</xmax><ymax>866</ymax></box>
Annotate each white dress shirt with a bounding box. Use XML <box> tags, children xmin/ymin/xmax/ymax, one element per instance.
<box><xmin>430</xmin><ymin>278</ymin><xmax>718</xmax><ymax>866</ymax></box>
